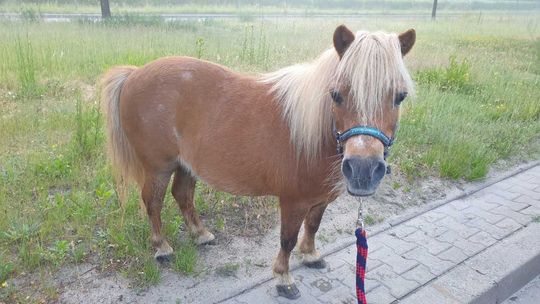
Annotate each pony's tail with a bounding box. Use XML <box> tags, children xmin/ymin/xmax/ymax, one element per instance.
<box><xmin>101</xmin><ymin>66</ymin><xmax>143</xmax><ymax>206</ymax></box>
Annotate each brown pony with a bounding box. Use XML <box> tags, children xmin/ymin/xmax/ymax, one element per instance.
<box><xmin>102</xmin><ymin>25</ymin><xmax>415</xmax><ymax>299</ymax></box>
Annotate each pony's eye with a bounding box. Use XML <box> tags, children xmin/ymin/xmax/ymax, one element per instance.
<box><xmin>395</xmin><ymin>92</ymin><xmax>408</xmax><ymax>105</ymax></box>
<box><xmin>330</xmin><ymin>90</ymin><xmax>343</xmax><ymax>105</ymax></box>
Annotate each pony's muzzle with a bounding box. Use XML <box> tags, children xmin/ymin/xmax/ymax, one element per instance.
<box><xmin>342</xmin><ymin>156</ymin><xmax>386</xmax><ymax>196</ymax></box>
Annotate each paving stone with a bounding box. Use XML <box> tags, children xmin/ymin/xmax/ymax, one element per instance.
<box><xmin>464</xmin><ymin>218</ymin><xmax>512</xmax><ymax>240</ymax></box>
<box><xmin>369</xmin><ymin>246</ymin><xmax>418</xmax><ymax>274</ymax></box>
<box><xmin>467</xmin><ymin>231</ymin><xmax>498</xmax><ymax>247</ymax></box>
<box><xmin>483</xmin><ymin>193</ymin><xmax>521</xmax><ymax>208</ymax></box>
<box><xmin>402</xmin><ymin>246</ymin><xmax>455</xmax><ymax>276</ymax></box>
<box><xmin>399</xmin><ymin>285</ymin><xmax>461</xmax><ymax>304</ymax></box>
<box><xmin>514</xmin><ymin>194</ymin><xmax>540</xmax><ymax>208</ymax></box>
<box><xmin>404</xmin><ymin>217</ymin><xmax>449</xmax><ymax>238</ymax></box>
<box><xmin>488</xmin><ymin>188</ymin><xmax>522</xmax><ymax>200</ymax></box>
<box><xmin>421</xmin><ymin>211</ymin><xmax>447</xmax><ymax>223</ymax></box>
<box><xmin>513</xmin><ymin>172</ymin><xmax>539</xmax><ymax>183</ymax></box>
<box><xmin>437</xmin><ymin>215</ymin><xmax>480</xmax><ymax>239</ymax></box>
<box><xmin>431</xmin><ymin>264</ymin><xmax>495</xmax><ymax>304</ymax></box>
<box><xmin>403</xmin><ymin>230</ymin><xmax>452</xmax><ymax>256</ymax></box>
<box><xmin>436</xmin><ymin>230</ymin><xmax>485</xmax><ymax>257</ymax></box>
<box><xmin>387</xmin><ymin>225</ymin><xmax>417</xmax><ymax>238</ymax></box>
<box><xmin>366</xmin><ymin>285</ymin><xmax>397</xmax><ymax>304</ymax></box>
<box><xmin>401</xmin><ymin>264</ymin><xmax>436</xmax><ymax>285</ymax></box>
<box><xmin>468</xmin><ymin>198</ymin><xmax>501</xmax><ymax>211</ymax></box>
<box><xmin>431</xmin><ymin>204</ymin><xmax>465</xmax><ymax>221</ymax></box>
<box><xmin>449</xmin><ymin>199</ymin><xmax>471</xmax><ymax>210</ymax></box>
<box><xmin>463</xmin><ymin>206</ymin><xmax>505</xmax><ymax>224</ymax></box>
<box><xmin>437</xmin><ymin>246</ymin><xmax>468</xmax><ymax>264</ymax></box>
<box><xmin>508</xmin><ymin>186</ymin><xmax>540</xmax><ymax>200</ymax></box>
<box><xmin>520</xmin><ymin>205</ymin><xmax>540</xmax><ymax>216</ymax></box>
<box><xmin>317</xmin><ymin>284</ymin><xmax>355</xmax><ymax>304</ymax></box>
<box><xmin>490</xmin><ymin>205</ymin><xmax>532</xmax><ymax>225</ymax></box>
<box><xmin>490</xmin><ymin>179</ymin><xmax>518</xmax><ymax>190</ymax></box>
<box><xmin>235</xmin><ymin>285</ymin><xmax>281</xmax><ymax>304</ymax></box>
<box><xmin>495</xmin><ymin>217</ymin><xmax>523</xmax><ymax>233</ymax></box>
<box><xmin>307</xmin><ymin>277</ymin><xmax>335</xmax><ymax>297</ymax></box>
<box><xmin>374</xmin><ymin>234</ymin><xmax>417</xmax><ymax>255</ymax></box>
<box><xmin>367</xmin><ymin>265</ymin><xmax>420</xmax><ymax>299</ymax></box>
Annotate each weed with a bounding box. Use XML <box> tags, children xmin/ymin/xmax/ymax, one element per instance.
<box><xmin>0</xmin><ymin>255</ymin><xmax>13</xmax><ymax>285</ymax></box>
<box><xmin>173</xmin><ymin>241</ymin><xmax>197</xmax><ymax>275</ymax></box>
<box><xmin>15</xmin><ymin>34</ymin><xmax>41</xmax><ymax>98</ymax></box>
<box><xmin>364</xmin><ymin>215</ymin><xmax>376</xmax><ymax>226</ymax></box>
<box><xmin>416</xmin><ymin>55</ymin><xmax>475</xmax><ymax>93</ymax></box>
<box><xmin>141</xmin><ymin>258</ymin><xmax>161</xmax><ymax>285</ymax></box>
<box><xmin>196</xmin><ymin>37</ymin><xmax>205</xmax><ymax>59</ymax></box>
<box><xmin>215</xmin><ymin>263</ymin><xmax>240</xmax><ymax>277</ymax></box>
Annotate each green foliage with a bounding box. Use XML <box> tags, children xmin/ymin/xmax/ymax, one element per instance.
<box><xmin>0</xmin><ymin>255</ymin><xmax>14</xmax><ymax>285</ymax></box>
<box><xmin>195</xmin><ymin>37</ymin><xmax>205</xmax><ymax>59</ymax></box>
<box><xmin>173</xmin><ymin>241</ymin><xmax>197</xmax><ymax>275</ymax></box>
<box><xmin>15</xmin><ymin>34</ymin><xmax>41</xmax><ymax>98</ymax></box>
<box><xmin>215</xmin><ymin>262</ymin><xmax>239</xmax><ymax>277</ymax></box>
<box><xmin>416</xmin><ymin>56</ymin><xmax>474</xmax><ymax>93</ymax></box>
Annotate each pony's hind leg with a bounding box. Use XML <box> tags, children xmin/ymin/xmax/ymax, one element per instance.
<box><xmin>299</xmin><ymin>203</ymin><xmax>328</xmax><ymax>269</ymax></box>
<box><xmin>171</xmin><ymin>167</ymin><xmax>215</xmax><ymax>245</ymax></box>
<box><xmin>142</xmin><ymin>172</ymin><xmax>174</xmax><ymax>262</ymax></box>
<box><xmin>273</xmin><ymin>199</ymin><xmax>308</xmax><ymax>300</ymax></box>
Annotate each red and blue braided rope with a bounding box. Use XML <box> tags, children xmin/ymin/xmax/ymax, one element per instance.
<box><xmin>355</xmin><ymin>227</ymin><xmax>368</xmax><ymax>304</ymax></box>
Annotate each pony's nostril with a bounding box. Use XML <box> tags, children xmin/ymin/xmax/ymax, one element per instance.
<box><xmin>373</xmin><ymin>160</ymin><xmax>386</xmax><ymax>180</ymax></box>
<box><xmin>342</xmin><ymin>158</ymin><xmax>354</xmax><ymax>180</ymax></box>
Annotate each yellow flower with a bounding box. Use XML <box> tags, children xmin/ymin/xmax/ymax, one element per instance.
<box><xmin>1</xmin><ymin>281</ymin><xmax>7</xmax><ymax>288</ymax></box>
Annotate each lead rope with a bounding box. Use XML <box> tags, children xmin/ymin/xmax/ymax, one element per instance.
<box><xmin>355</xmin><ymin>197</ymin><xmax>368</xmax><ymax>304</ymax></box>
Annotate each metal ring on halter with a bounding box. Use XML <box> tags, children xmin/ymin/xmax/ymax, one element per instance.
<box><xmin>356</xmin><ymin>197</ymin><xmax>364</xmax><ymax>229</ymax></box>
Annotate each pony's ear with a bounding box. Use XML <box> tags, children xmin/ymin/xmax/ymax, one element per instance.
<box><xmin>333</xmin><ymin>25</ymin><xmax>355</xmax><ymax>58</ymax></box>
<box><xmin>398</xmin><ymin>29</ymin><xmax>416</xmax><ymax>56</ymax></box>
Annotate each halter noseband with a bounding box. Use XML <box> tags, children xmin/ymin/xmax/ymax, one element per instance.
<box><xmin>334</xmin><ymin>125</ymin><xmax>394</xmax><ymax>174</ymax></box>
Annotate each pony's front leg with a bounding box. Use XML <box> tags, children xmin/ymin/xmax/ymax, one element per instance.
<box><xmin>273</xmin><ymin>199</ymin><xmax>308</xmax><ymax>300</ymax></box>
<box><xmin>299</xmin><ymin>202</ymin><xmax>329</xmax><ymax>269</ymax></box>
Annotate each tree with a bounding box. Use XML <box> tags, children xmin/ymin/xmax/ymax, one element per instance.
<box><xmin>100</xmin><ymin>0</ymin><xmax>111</xmax><ymax>19</ymax></box>
<box><xmin>431</xmin><ymin>0</ymin><xmax>438</xmax><ymax>20</ymax></box>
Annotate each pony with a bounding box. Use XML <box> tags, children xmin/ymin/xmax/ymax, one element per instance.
<box><xmin>101</xmin><ymin>25</ymin><xmax>415</xmax><ymax>299</ymax></box>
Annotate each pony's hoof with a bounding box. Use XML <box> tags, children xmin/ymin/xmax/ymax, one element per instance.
<box><xmin>197</xmin><ymin>231</ymin><xmax>216</xmax><ymax>245</ymax></box>
<box><xmin>303</xmin><ymin>258</ymin><xmax>327</xmax><ymax>269</ymax></box>
<box><xmin>155</xmin><ymin>253</ymin><xmax>172</xmax><ymax>263</ymax></box>
<box><xmin>276</xmin><ymin>283</ymin><xmax>300</xmax><ymax>300</ymax></box>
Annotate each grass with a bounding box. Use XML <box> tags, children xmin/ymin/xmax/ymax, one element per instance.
<box><xmin>0</xmin><ymin>12</ymin><xmax>539</xmax><ymax>302</ymax></box>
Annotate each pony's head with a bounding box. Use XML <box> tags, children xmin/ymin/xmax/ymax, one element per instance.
<box><xmin>331</xmin><ymin>25</ymin><xmax>415</xmax><ymax>196</ymax></box>
<box><xmin>262</xmin><ymin>24</ymin><xmax>415</xmax><ymax>197</ymax></box>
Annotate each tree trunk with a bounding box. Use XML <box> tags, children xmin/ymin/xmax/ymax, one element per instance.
<box><xmin>100</xmin><ymin>0</ymin><xmax>111</xmax><ymax>19</ymax></box>
<box><xmin>431</xmin><ymin>0</ymin><xmax>438</xmax><ymax>20</ymax></box>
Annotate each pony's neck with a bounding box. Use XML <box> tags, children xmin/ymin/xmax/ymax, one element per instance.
<box><xmin>261</xmin><ymin>49</ymin><xmax>339</xmax><ymax>162</ymax></box>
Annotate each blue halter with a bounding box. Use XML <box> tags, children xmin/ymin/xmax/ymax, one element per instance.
<box><xmin>335</xmin><ymin>125</ymin><xmax>394</xmax><ymax>174</ymax></box>
<box><xmin>336</xmin><ymin>126</ymin><xmax>393</xmax><ymax>149</ymax></box>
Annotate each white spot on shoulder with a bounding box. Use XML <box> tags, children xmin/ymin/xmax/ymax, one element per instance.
<box><xmin>181</xmin><ymin>70</ymin><xmax>193</xmax><ymax>80</ymax></box>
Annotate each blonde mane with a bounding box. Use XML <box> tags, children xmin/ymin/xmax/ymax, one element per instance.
<box><xmin>260</xmin><ymin>30</ymin><xmax>414</xmax><ymax>161</ymax></box>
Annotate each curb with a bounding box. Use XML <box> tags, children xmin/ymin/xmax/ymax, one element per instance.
<box><xmin>215</xmin><ymin>161</ymin><xmax>540</xmax><ymax>303</ymax></box>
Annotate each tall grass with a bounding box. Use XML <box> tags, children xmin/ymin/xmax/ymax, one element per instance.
<box><xmin>15</xmin><ymin>34</ymin><xmax>41</xmax><ymax>98</ymax></box>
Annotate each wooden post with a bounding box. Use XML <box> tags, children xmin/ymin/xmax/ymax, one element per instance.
<box><xmin>100</xmin><ymin>0</ymin><xmax>111</xmax><ymax>19</ymax></box>
<box><xmin>431</xmin><ymin>0</ymin><xmax>438</xmax><ymax>20</ymax></box>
